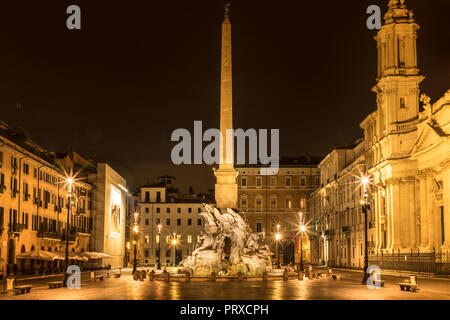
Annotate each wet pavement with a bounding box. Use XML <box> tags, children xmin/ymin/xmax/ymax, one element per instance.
<box><xmin>1</xmin><ymin>269</ymin><xmax>450</xmax><ymax>300</ymax></box>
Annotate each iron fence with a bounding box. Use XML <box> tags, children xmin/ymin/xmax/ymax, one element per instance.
<box><xmin>369</xmin><ymin>249</ymin><xmax>450</xmax><ymax>275</ymax></box>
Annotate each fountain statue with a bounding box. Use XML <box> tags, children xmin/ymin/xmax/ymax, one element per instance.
<box><xmin>180</xmin><ymin>204</ymin><xmax>273</xmax><ymax>276</ymax></box>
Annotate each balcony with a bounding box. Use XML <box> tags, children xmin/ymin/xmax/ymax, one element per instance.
<box><xmin>9</xmin><ymin>223</ymin><xmax>26</xmax><ymax>234</ymax></box>
<box><xmin>37</xmin><ymin>230</ymin><xmax>62</xmax><ymax>240</ymax></box>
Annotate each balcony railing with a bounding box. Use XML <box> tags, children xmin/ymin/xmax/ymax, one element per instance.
<box><xmin>37</xmin><ymin>230</ymin><xmax>62</xmax><ymax>240</ymax></box>
<box><xmin>9</xmin><ymin>223</ymin><xmax>26</xmax><ymax>233</ymax></box>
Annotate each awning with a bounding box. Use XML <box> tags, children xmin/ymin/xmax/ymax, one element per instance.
<box><xmin>81</xmin><ymin>252</ymin><xmax>111</xmax><ymax>260</ymax></box>
<box><xmin>53</xmin><ymin>251</ymin><xmax>89</xmax><ymax>262</ymax></box>
<box><xmin>17</xmin><ymin>250</ymin><xmax>61</xmax><ymax>261</ymax></box>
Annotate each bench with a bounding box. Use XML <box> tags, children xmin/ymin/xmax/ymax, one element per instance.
<box><xmin>96</xmin><ymin>275</ymin><xmax>105</xmax><ymax>281</ymax></box>
<box><xmin>48</xmin><ymin>281</ymin><xmax>63</xmax><ymax>289</ymax></box>
<box><xmin>14</xmin><ymin>285</ymin><xmax>32</xmax><ymax>295</ymax></box>
<box><xmin>399</xmin><ymin>275</ymin><xmax>419</xmax><ymax>292</ymax></box>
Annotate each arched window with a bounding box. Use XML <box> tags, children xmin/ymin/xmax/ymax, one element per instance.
<box><xmin>48</xmin><ymin>247</ymin><xmax>52</xmax><ymax>252</ymax></box>
<box><xmin>41</xmin><ymin>246</ymin><xmax>45</xmax><ymax>250</ymax></box>
<box><xmin>21</xmin><ymin>245</ymin><xmax>26</xmax><ymax>253</ymax></box>
<box><xmin>31</xmin><ymin>245</ymin><xmax>35</xmax><ymax>251</ymax></box>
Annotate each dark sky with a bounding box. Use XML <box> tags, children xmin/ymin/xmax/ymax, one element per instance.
<box><xmin>1</xmin><ymin>0</ymin><xmax>449</xmax><ymax>193</ymax></box>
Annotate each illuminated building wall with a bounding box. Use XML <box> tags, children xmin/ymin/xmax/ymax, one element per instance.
<box><xmin>89</xmin><ymin>163</ymin><xmax>127</xmax><ymax>268</ymax></box>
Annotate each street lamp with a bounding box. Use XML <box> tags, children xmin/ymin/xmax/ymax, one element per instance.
<box><xmin>157</xmin><ymin>224</ymin><xmax>162</xmax><ymax>270</ymax></box>
<box><xmin>299</xmin><ymin>224</ymin><xmax>306</xmax><ymax>271</ymax></box>
<box><xmin>275</xmin><ymin>224</ymin><xmax>281</xmax><ymax>269</ymax></box>
<box><xmin>132</xmin><ymin>220</ymin><xmax>139</xmax><ymax>273</ymax></box>
<box><xmin>63</xmin><ymin>174</ymin><xmax>74</xmax><ymax>287</ymax></box>
<box><xmin>360</xmin><ymin>175</ymin><xmax>371</xmax><ymax>285</ymax></box>
<box><xmin>171</xmin><ymin>235</ymin><xmax>178</xmax><ymax>267</ymax></box>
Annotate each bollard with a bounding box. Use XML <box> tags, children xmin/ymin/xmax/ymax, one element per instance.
<box><xmin>298</xmin><ymin>271</ymin><xmax>304</xmax><ymax>281</ymax></box>
<box><xmin>184</xmin><ymin>271</ymin><xmax>190</xmax><ymax>283</ymax></box>
<box><xmin>262</xmin><ymin>271</ymin><xmax>268</xmax><ymax>282</ymax></box>
<box><xmin>210</xmin><ymin>272</ymin><xmax>216</xmax><ymax>282</ymax></box>
<box><xmin>107</xmin><ymin>270</ymin><xmax>110</xmax><ymax>278</ymax></box>
<box><xmin>149</xmin><ymin>270</ymin><xmax>155</xmax><ymax>282</ymax></box>
<box><xmin>283</xmin><ymin>269</ymin><xmax>288</xmax><ymax>282</ymax></box>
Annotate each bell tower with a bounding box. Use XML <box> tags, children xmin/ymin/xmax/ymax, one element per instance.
<box><xmin>373</xmin><ymin>0</ymin><xmax>424</xmax><ymax>138</ymax></box>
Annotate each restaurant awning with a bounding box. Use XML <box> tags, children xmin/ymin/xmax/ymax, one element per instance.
<box><xmin>17</xmin><ymin>250</ymin><xmax>61</xmax><ymax>261</ymax></box>
<box><xmin>53</xmin><ymin>251</ymin><xmax>89</xmax><ymax>262</ymax></box>
<box><xmin>81</xmin><ymin>252</ymin><xmax>111</xmax><ymax>260</ymax></box>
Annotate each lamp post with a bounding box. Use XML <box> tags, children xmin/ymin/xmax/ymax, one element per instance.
<box><xmin>157</xmin><ymin>224</ymin><xmax>162</xmax><ymax>270</ymax></box>
<box><xmin>360</xmin><ymin>176</ymin><xmax>371</xmax><ymax>285</ymax></box>
<box><xmin>171</xmin><ymin>235</ymin><xmax>178</xmax><ymax>267</ymax></box>
<box><xmin>275</xmin><ymin>224</ymin><xmax>281</xmax><ymax>269</ymax></box>
<box><xmin>299</xmin><ymin>224</ymin><xmax>306</xmax><ymax>271</ymax></box>
<box><xmin>63</xmin><ymin>177</ymin><xmax>73</xmax><ymax>287</ymax></box>
<box><xmin>132</xmin><ymin>223</ymin><xmax>139</xmax><ymax>273</ymax></box>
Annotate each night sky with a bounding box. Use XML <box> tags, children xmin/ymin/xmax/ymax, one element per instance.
<box><xmin>1</xmin><ymin>0</ymin><xmax>449</xmax><ymax>193</ymax></box>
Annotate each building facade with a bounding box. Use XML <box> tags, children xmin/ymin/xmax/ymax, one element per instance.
<box><xmin>0</xmin><ymin>122</ymin><xmax>93</xmax><ymax>277</ymax></box>
<box><xmin>136</xmin><ymin>176</ymin><xmax>212</xmax><ymax>267</ymax></box>
<box><xmin>308</xmin><ymin>140</ymin><xmax>377</xmax><ymax>268</ymax></box>
<box><xmin>56</xmin><ymin>153</ymin><xmax>128</xmax><ymax>268</ymax></box>
<box><xmin>236</xmin><ymin>156</ymin><xmax>321</xmax><ymax>265</ymax></box>
<box><xmin>309</xmin><ymin>1</ymin><xmax>449</xmax><ymax>272</ymax></box>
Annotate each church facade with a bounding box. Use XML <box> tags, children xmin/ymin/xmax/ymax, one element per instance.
<box><xmin>309</xmin><ymin>0</ymin><xmax>449</xmax><ymax>272</ymax></box>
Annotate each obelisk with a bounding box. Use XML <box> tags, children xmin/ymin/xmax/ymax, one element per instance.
<box><xmin>213</xmin><ymin>1</ymin><xmax>238</xmax><ymax>210</ymax></box>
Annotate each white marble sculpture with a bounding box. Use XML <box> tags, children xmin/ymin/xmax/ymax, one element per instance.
<box><xmin>180</xmin><ymin>204</ymin><xmax>272</xmax><ymax>276</ymax></box>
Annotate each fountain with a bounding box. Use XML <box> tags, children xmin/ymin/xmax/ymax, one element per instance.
<box><xmin>180</xmin><ymin>204</ymin><xmax>273</xmax><ymax>276</ymax></box>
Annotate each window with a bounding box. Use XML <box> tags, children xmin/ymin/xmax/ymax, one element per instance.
<box><xmin>285</xmin><ymin>198</ymin><xmax>292</xmax><ymax>209</ymax></box>
<box><xmin>256</xmin><ymin>222</ymin><xmax>262</xmax><ymax>233</ymax></box>
<box><xmin>177</xmin><ymin>219</ymin><xmax>181</xmax><ymax>226</ymax></box>
<box><xmin>145</xmin><ymin>191</ymin><xmax>150</xmax><ymax>202</ymax></box>
<box><xmin>188</xmin><ymin>208</ymin><xmax>192</xmax><ymax>213</ymax></box>
<box><xmin>256</xmin><ymin>177</ymin><xmax>262</xmax><ymax>187</ymax></box>
<box><xmin>241</xmin><ymin>178</ymin><xmax>247</xmax><ymax>187</ymax></box>
<box><xmin>144</xmin><ymin>235</ymin><xmax>150</xmax><ymax>243</ymax></box>
<box><xmin>400</xmin><ymin>97</ymin><xmax>406</xmax><ymax>109</ymax></box>
<box><xmin>166</xmin><ymin>218</ymin><xmax>170</xmax><ymax>226</ymax></box>
<box><xmin>156</xmin><ymin>192</ymin><xmax>161</xmax><ymax>202</ymax></box>
<box><xmin>0</xmin><ymin>173</ymin><xmax>5</xmax><ymax>193</ymax></box>
<box><xmin>197</xmin><ymin>235</ymin><xmax>201</xmax><ymax>243</ymax></box>
<box><xmin>241</xmin><ymin>196</ymin><xmax>247</xmax><ymax>206</ymax></box>
<box><xmin>0</xmin><ymin>151</ymin><xmax>2</xmax><ymax>168</ymax></box>
<box><xmin>166</xmin><ymin>208</ymin><xmax>170</xmax><ymax>213</ymax></box>
<box><xmin>145</xmin><ymin>208</ymin><xmax>149</xmax><ymax>213</ymax></box>
<box><xmin>166</xmin><ymin>236</ymin><xmax>170</xmax><ymax>243</ymax></box>
<box><xmin>188</xmin><ymin>219</ymin><xmax>192</xmax><ymax>225</ymax></box>
<box><xmin>285</xmin><ymin>177</ymin><xmax>291</xmax><ymax>187</ymax></box>
<box><xmin>23</xmin><ymin>163</ymin><xmax>29</xmax><ymax>175</ymax></box>
<box><xmin>156</xmin><ymin>235</ymin><xmax>160</xmax><ymax>244</ymax></box>
<box><xmin>0</xmin><ymin>207</ymin><xmax>4</xmax><ymax>227</ymax></box>
<box><xmin>198</xmin><ymin>208</ymin><xmax>201</xmax><ymax>213</ymax></box>
<box><xmin>187</xmin><ymin>235</ymin><xmax>192</xmax><ymax>243</ymax></box>
<box><xmin>156</xmin><ymin>218</ymin><xmax>160</xmax><ymax>225</ymax></box>
<box><xmin>145</xmin><ymin>218</ymin><xmax>149</xmax><ymax>225</ymax></box>
<box><xmin>300</xmin><ymin>177</ymin><xmax>306</xmax><ymax>186</ymax></box>
<box><xmin>166</xmin><ymin>250</ymin><xmax>170</xmax><ymax>257</ymax></box>
<box><xmin>177</xmin><ymin>208</ymin><xmax>181</xmax><ymax>213</ymax></box>
<box><xmin>300</xmin><ymin>198</ymin><xmax>306</xmax><ymax>209</ymax></box>
<box><xmin>156</xmin><ymin>207</ymin><xmax>160</xmax><ymax>213</ymax></box>
<box><xmin>256</xmin><ymin>198</ymin><xmax>262</xmax><ymax>205</ymax></box>
<box><xmin>270</xmin><ymin>176</ymin><xmax>276</xmax><ymax>186</ymax></box>
<box><xmin>197</xmin><ymin>219</ymin><xmax>202</xmax><ymax>226</ymax></box>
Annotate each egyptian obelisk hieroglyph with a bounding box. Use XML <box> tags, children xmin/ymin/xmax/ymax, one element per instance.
<box><xmin>213</xmin><ymin>1</ymin><xmax>238</xmax><ymax>210</ymax></box>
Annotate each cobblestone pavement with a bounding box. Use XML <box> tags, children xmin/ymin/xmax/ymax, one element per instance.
<box><xmin>1</xmin><ymin>269</ymin><xmax>450</xmax><ymax>300</ymax></box>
